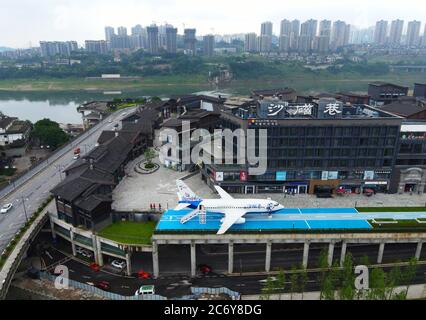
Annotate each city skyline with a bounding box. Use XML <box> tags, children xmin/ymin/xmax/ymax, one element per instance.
<box><xmin>1</xmin><ymin>0</ymin><xmax>426</xmax><ymax>48</ymax></box>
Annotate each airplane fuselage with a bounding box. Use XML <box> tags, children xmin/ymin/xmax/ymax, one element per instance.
<box><xmin>180</xmin><ymin>198</ymin><xmax>283</xmax><ymax>214</ymax></box>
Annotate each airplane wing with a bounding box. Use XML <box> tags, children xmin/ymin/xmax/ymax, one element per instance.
<box><xmin>217</xmin><ymin>209</ymin><xmax>246</xmax><ymax>235</ymax></box>
<box><xmin>214</xmin><ymin>185</ymin><xmax>234</xmax><ymax>200</ymax></box>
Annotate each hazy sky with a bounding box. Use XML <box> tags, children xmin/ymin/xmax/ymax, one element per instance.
<box><xmin>1</xmin><ymin>0</ymin><xmax>426</xmax><ymax>48</ymax></box>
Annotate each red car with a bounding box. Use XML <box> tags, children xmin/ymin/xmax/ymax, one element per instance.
<box><xmin>138</xmin><ymin>270</ymin><xmax>151</xmax><ymax>279</ymax></box>
<box><xmin>198</xmin><ymin>264</ymin><xmax>212</xmax><ymax>274</ymax></box>
<box><xmin>94</xmin><ymin>281</ymin><xmax>110</xmax><ymax>291</ymax></box>
<box><xmin>90</xmin><ymin>263</ymin><xmax>100</xmax><ymax>272</ymax></box>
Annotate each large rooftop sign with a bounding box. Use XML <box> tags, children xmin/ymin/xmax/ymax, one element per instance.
<box><xmin>259</xmin><ymin>101</ymin><xmax>317</xmax><ymax>118</ymax></box>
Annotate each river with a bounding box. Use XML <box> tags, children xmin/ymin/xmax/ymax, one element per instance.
<box><xmin>0</xmin><ymin>88</ymin><xmax>236</xmax><ymax>124</ymax></box>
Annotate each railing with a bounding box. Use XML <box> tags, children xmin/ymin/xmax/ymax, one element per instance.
<box><xmin>0</xmin><ymin>210</ymin><xmax>49</xmax><ymax>300</ymax></box>
<box><xmin>39</xmin><ymin>272</ymin><xmax>167</xmax><ymax>300</ymax></box>
<box><xmin>191</xmin><ymin>287</ymin><xmax>240</xmax><ymax>300</ymax></box>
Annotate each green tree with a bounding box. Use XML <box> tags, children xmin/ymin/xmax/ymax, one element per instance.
<box><xmin>260</xmin><ymin>276</ymin><xmax>276</xmax><ymax>300</ymax></box>
<box><xmin>144</xmin><ymin>148</ymin><xmax>156</xmax><ymax>164</ymax></box>
<box><xmin>275</xmin><ymin>269</ymin><xmax>286</xmax><ymax>300</ymax></box>
<box><xmin>401</xmin><ymin>257</ymin><xmax>418</xmax><ymax>299</ymax></box>
<box><xmin>289</xmin><ymin>267</ymin><xmax>299</xmax><ymax>300</ymax></box>
<box><xmin>298</xmin><ymin>265</ymin><xmax>309</xmax><ymax>300</ymax></box>
<box><xmin>386</xmin><ymin>265</ymin><xmax>402</xmax><ymax>300</ymax></box>
<box><xmin>339</xmin><ymin>253</ymin><xmax>356</xmax><ymax>300</ymax></box>
<box><xmin>321</xmin><ymin>273</ymin><xmax>335</xmax><ymax>300</ymax></box>
<box><xmin>31</xmin><ymin>118</ymin><xmax>69</xmax><ymax>150</ymax></box>
<box><xmin>317</xmin><ymin>248</ymin><xmax>329</xmax><ymax>300</ymax></box>
<box><xmin>368</xmin><ymin>268</ymin><xmax>386</xmax><ymax>300</ymax></box>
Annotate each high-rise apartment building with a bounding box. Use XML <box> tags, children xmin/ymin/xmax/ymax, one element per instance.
<box><xmin>40</xmin><ymin>41</ymin><xmax>78</xmax><ymax>57</ymax></box>
<box><xmin>165</xmin><ymin>27</ymin><xmax>177</xmax><ymax>53</ymax></box>
<box><xmin>290</xmin><ymin>19</ymin><xmax>300</xmax><ymax>50</ymax></box>
<box><xmin>389</xmin><ymin>19</ymin><xmax>404</xmax><ymax>45</ymax></box>
<box><xmin>117</xmin><ymin>26</ymin><xmax>128</xmax><ymax>36</ymax></box>
<box><xmin>374</xmin><ymin>20</ymin><xmax>388</xmax><ymax>45</ymax></box>
<box><xmin>300</xmin><ymin>19</ymin><xmax>317</xmax><ymax>51</ymax></box>
<box><xmin>104</xmin><ymin>26</ymin><xmax>115</xmax><ymax>43</ymax></box>
<box><xmin>203</xmin><ymin>35</ymin><xmax>215</xmax><ymax>57</ymax></box>
<box><xmin>244</xmin><ymin>33</ymin><xmax>257</xmax><ymax>52</ymax></box>
<box><xmin>184</xmin><ymin>28</ymin><xmax>197</xmax><ymax>55</ymax></box>
<box><xmin>280</xmin><ymin>19</ymin><xmax>292</xmax><ymax>37</ymax></box>
<box><xmin>406</xmin><ymin>20</ymin><xmax>421</xmax><ymax>46</ymax></box>
<box><xmin>85</xmin><ymin>40</ymin><xmax>108</xmax><ymax>54</ymax></box>
<box><xmin>331</xmin><ymin>20</ymin><xmax>350</xmax><ymax>50</ymax></box>
<box><xmin>147</xmin><ymin>25</ymin><xmax>159</xmax><ymax>54</ymax></box>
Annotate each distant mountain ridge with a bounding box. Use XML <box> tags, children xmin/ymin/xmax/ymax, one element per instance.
<box><xmin>0</xmin><ymin>47</ymin><xmax>14</xmax><ymax>52</ymax></box>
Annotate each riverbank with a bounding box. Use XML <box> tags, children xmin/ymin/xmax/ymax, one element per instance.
<box><xmin>0</xmin><ymin>72</ymin><xmax>425</xmax><ymax>95</ymax></box>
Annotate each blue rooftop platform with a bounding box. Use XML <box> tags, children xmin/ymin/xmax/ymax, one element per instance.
<box><xmin>155</xmin><ymin>207</ymin><xmax>373</xmax><ymax>233</ymax></box>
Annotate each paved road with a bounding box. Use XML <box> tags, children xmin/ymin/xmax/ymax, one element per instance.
<box><xmin>35</xmin><ymin>242</ymin><xmax>426</xmax><ymax>298</ymax></box>
<box><xmin>0</xmin><ymin>107</ymin><xmax>137</xmax><ymax>253</ymax></box>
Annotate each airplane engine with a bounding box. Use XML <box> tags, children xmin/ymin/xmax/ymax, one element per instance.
<box><xmin>235</xmin><ymin>217</ymin><xmax>246</xmax><ymax>224</ymax></box>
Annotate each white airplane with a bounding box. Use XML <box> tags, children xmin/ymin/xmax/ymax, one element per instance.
<box><xmin>174</xmin><ymin>180</ymin><xmax>284</xmax><ymax>235</ymax></box>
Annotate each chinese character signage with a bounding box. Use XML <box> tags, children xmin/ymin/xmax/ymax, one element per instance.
<box><xmin>324</xmin><ymin>103</ymin><xmax>342</xmax><ymax>116</ymax></box>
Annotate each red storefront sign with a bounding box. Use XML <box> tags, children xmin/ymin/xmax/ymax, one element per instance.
<box><xmin>240</xmin><ymin>171</ymin><xmax>247</xmax><ymax>181</ymax></box>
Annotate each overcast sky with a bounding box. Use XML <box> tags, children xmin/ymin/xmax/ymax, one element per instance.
<box><xmin>1</xmin><ymin>0</ymin><xmax>426</xmax><ymax>48</ymax></box>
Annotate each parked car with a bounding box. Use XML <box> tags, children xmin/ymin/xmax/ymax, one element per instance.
<box><xmin>198</xmin><ymin>264</ymin><xmax>212</xmax><ymax>274</ymax></box>
<box><xmin>135</xmin><ymin>285</ymin><xmax>155</xmax><ymax>296</ymax></box>
<box><xmin>137</xmin><ymin>270</ymin><xmax>151</xmax><ymax>279</ymax></box>
<box><xmin>90</xmin><ymin>262</ymin><xmax>101</xmax><ymax>272</ymax></box>
<box><xmin>0</xmin><ymin>203</ymin><xmax>13</xmax><ymax>214</ymax></box>
<box><xmin>94</xmin><ymin>281</ymin><xmax>110</xmax><ymax>291</ymax></box>
<box><xmin>76</xmin><ymin>247</ymin><xmax>93</xmax><ymax>258</ymax></box>
<box><xmin>111</xmin><ymin>259</ymin><xmax>126</xmax><ymax>270</ymax></box>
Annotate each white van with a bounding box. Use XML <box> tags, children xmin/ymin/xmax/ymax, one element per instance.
<box><xmin>135</xmin><ymin>285</ymin><xmax>155</xmax><ymax>296</ymax></box>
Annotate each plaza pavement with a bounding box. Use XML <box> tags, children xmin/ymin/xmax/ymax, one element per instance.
<box><xmin>112</xmin><ymin>156</ymin><xmax>426</xmax><ymax>212</ymax></box>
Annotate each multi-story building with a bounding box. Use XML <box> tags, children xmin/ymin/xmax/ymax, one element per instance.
<box><xmin>85</xmin><ymin>40</ymin><xmax>108</xmax><ymax>55</ymax></box>
<box><xmin>201</xmin><ymin>97</ymin><xmax>402</xmax><ymax>195</ymax></box>
<box><xmin>406</xmin><ymin>20</ymin><xmax>421</xmax><ymax>47</ymax></box>
<box><xmin>40</xmin><ymin>41</ymin><xmax>78</xmax><ymax>57</ymax></box>
<box><xmin>300</xmin><ymin>19</ymin><xmax>318</xmax><ymax>51</ymax></box>
<box><xmin>259</xmin><ymin>21</ymin><xmax>273</xmax><ymax>53</ymax></box>
<box><xmin>244</xmin><ymin>33</ymin><xmax>257</xmax><ymax>53</ymax></box>
<box><xmin>279</xmin><ymin>35</ymin><xmax>290</xmax><ymax>53</ymax></box>
<box><xmin>389</xmin><ymin>19</ymin><xmax>404</xmax><ymax>46</ymax></box>
<box><xmin>203</xmin><ymin>34</ymin><xmax>215</xmax><ymax>57</ymax></box>
<box><xmin>147</xmin><ymin>25</ymin><xmax>159</xmax><ymax>54</ymax></box>
<box><xmin>184</xmin><ymin>28</ymin><xmax>197</xmax><ymax>55</ymax></box>
<box><xmin>374</xmin><ymin>20</ymin><xmax>388</xmax><ymax>45</ymax></box>
<box><xmin>414</xmin><ymin>83</ymin><xmax>426</xmax><ymax>98</ymax></box>
<box><xmin>290</xmin><ymin>19</ymin><xmax>300</xmax><ymax>50</ymax></box>
<box><xmin>110</xmin><ymin>35</ymin><xmax>130</xmax><ymax>50</ymax></box>
<box><xmin>165</xmin><ymin>27</ymin><xmax>178</xmax><ymax>53</ymax></box>
<box><xmin>280</xmin><ymin>19</ymin><xmax>292</xmax><ymax>37</ymax></box>
<box><xmin>261</xmin><ymin>21</ymin><xmax>273</xmax><ymax>37</ymax></box>
<box><xmin>331</xmin><ymin>20</ymin><xmax>350</xmax><ymax>50</ymax></box>
<box><xmin>368</xmin><ymin>82</ymin><xmax>409</xmax><ymax>106</ymax></box>
<box><xmin>117</xmin><ymin>26</ymin><xmax>128</xmax><ymax>36</ymax></box>
<box><xmin>104</xmin><ymin>26</ymin><xmax>115</xmax><ymax>43</ymax></box>
<box><xmin>319</xmin><ymin>20</ymin><xmax>332</xmax><ymax>37</ymax></box>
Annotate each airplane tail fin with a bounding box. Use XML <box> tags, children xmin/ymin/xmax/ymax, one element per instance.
<box><xmin>176</xmin><ymin>180</ymin><xmax>200</xmax><ymax>201</ymax></box>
